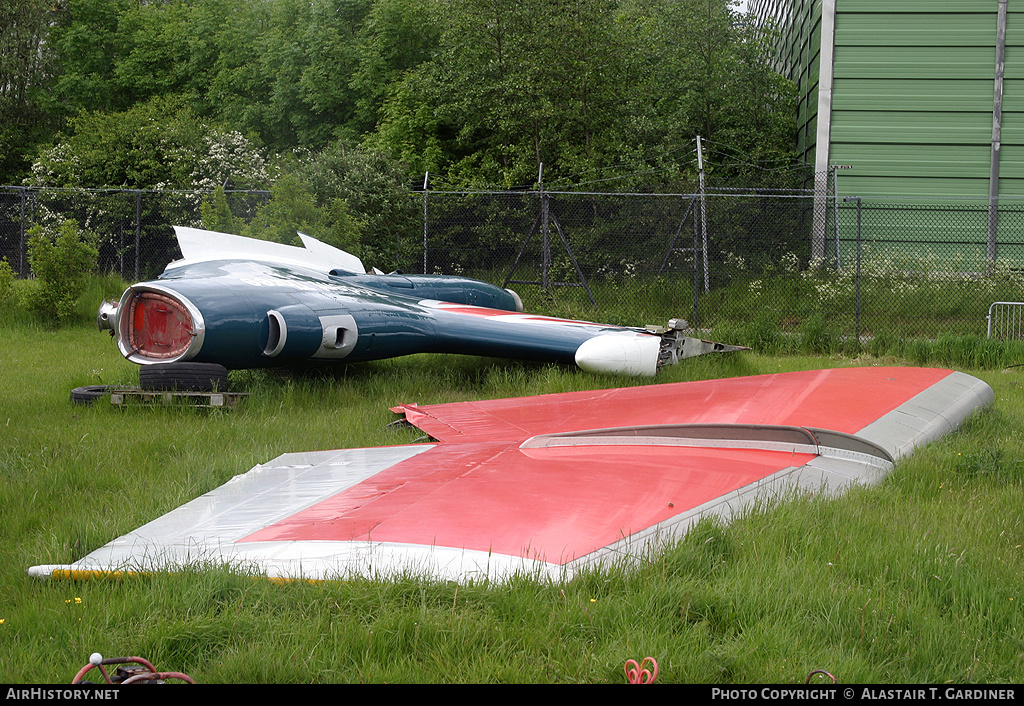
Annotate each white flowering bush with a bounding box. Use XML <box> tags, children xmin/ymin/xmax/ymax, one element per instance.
<box><xmin>189</xmin><ymin>131</ymin><xmax>272</xmax><ymax>194</ymax></box>
<box><xmin>25</xmin><ymin>98</ymin><xmax>272</xmax><ymax>196</ymax></box>
<box><xmin>723</xmin><ymin>251</ymin><xmax>747</xmax><ymax>271</ymax></box>
<box><xmin>780</xmin><ymin>252</ymin><xmax>800</xmax><ymax>273</ymax></box>
<box><xmin>595</xmin><ymin>258</ymin><xmax>641</xmax><ymax>281</ymax></box>
<box><xmin>25</xmin><ymin>143</ymin><xmax>80</xmax><ymax>188</ymax></box>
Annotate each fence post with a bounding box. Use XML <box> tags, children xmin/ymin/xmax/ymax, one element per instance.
<box><xmin>844</xmin><ymin>196</ymin><xmax>863</xmax><ymax>339</ymax></box>
<box><xmin>832</xmin><ymin>165</ymin><xmax>840</xmax><ymax>267</ymax></box>
<box><xmin>831</xmin><ymin>164</ymin><xmax>852</xmax><ymax>266</ymax></box>
<box><xmin>422</xmin><ymin>172</ymin><xmax>429</xmax><ymax>274</ymax></box>
<box><xmin>692</xmin><ymin>194</ymin><xmax>702</xmax><ymax>329</ymax></box>
<box><xmin>537</xmin><ymin>163</ymin><xmax>551</xmax><ymax>292</ymax></box>
<box><xmin>696</xmin><ymin>136</ymin><xmax>709</xmax><ymax>293</ymax></box>
<box><xmin>988</xmin><ymin>0</ymin><xmax>1008</xmax><ymax>266</ymax></box>
<box><xmin>18</xmin><ymin>187</ymin><xmax>26</xmax><ymax>274</ymax></box>
<box><xmin>25</xmin><ymin>190</ymin><xmax>35</xmax><ymax>274</ymax></box>
<box><xmin>135</xmin><ymin>190</ymin><xmax>142</xmax><ymax>280</ymax></box>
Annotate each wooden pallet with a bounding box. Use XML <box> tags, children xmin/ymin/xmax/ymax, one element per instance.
<box><xmin>109</xmin><ymin>389</ymin><xmax>248</xmax><ymax>409</ymax></box>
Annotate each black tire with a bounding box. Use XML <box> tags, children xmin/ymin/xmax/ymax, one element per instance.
<box><xmin>70</xmin><ymin>385</ymin><xmax>116</xmax><ymax>405</ymax></box>
<box><xmin>138</xmin><ymin>363</ymin><xmax>229</xmax><ymax>392</ymax></box>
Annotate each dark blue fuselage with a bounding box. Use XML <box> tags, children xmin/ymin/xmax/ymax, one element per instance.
<box><xmin>132</xmin><ymin>259</ymin><xmax>625</xmax><ymax>369</ymax></box>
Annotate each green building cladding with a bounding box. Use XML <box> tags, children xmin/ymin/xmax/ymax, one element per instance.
<box><xmin>749</xmin><ymin>0</ymin><xmax>1023</xmax><ymax>265</ymax></box>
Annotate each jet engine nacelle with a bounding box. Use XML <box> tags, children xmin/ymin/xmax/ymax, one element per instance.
<box><xmin>263</xmin><ymin>304</ymin><xmax>357</xmax><ymax>361</ymax></box>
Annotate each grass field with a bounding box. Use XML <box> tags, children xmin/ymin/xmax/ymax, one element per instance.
<box><xmin>2</xmin><ymin>307</ymin><xmax>1024</xmax><ymax>683</ymax></box>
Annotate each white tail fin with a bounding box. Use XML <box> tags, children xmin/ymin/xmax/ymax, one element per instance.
<box><xmin>172</xmin><ymin>227</ymin><xmax>364</xmax><ymax>274</ymax></box>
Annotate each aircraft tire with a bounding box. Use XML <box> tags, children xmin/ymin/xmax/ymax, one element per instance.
<box><xmin>139</xmin><ymin>363</ymin><xmax>229</xmax><ymax>392</ymax></box>
<box><xmin>70</xmin><ymin>385</ymin><xmax>117</xmax><ymax>405</ymax></box>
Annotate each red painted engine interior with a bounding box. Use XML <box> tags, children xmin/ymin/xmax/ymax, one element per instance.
<box><xmin>127</xmin><ymin>292</ymin><xmax>193</xmax><ymax>359</ymax></box>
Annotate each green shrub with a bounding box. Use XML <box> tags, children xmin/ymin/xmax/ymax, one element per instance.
<box><xmin>839</xmin><ymin>334</ymin><xmax>862</xmax><ymax>357</ymax></box>
<box><xmin>0</xmin><ymin>257</ymin><xmax>15</xmax><ymax>301</ymax></box>
<box><xmin>24</xmin><ymin>219</ymin><xmax>99</xmax><ymax>324</ymax></box>
<box><xmin>200</xmin><ymin>185</ymin><xmax>241</xmax><ymax>234</ymax></box>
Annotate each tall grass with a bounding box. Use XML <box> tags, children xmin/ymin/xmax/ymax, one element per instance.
<box><xmin>2</xmin><ymin>283</ymin><xmax>1024</xmax><ymax>683</ymax></box>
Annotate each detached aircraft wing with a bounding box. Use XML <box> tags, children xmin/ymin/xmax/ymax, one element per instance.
<box><xmin>98</xmin><ymin>227</ymin><xmax>743</xmax><ymax>376</ymax></box>
<box><xmin>29</xmin><ymin>367</ymin><xmax>993</xmax><ymax>583</ymax></box>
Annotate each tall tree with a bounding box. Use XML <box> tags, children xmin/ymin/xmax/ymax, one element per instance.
<box><xmin>42</xmin><ymin>0</ymin><xmax>134</xmax><ymax>117</ymax></box>
<box><xmin>627</xmin><ymin>0</ymin><xmax>797</xmax><ymax>181</ymax></box>
<box><xmin>7</xmin><ymin>0</ymin><xmax>795</xmax><ymax>189</ymax></box>
<box><xmin>184</xmin><ymin>0</ymin><xmax>373</xmax><ymax>149</ymax></box>
<box><xmin>349</xmin><ymin>0</ymin><xmax>443</xmax><ymax>136</ymax></box>
<box><xmin>366</xmin><ymin>0</ymin><xmax>794</xmax><ymax>188</ymax></box>
<box><xmin>368</xmin><ymin>0</ymin><xmax>637</xmax><ymax>188</ymax></box>
<box><xmin>297</xmin><ymin>0</ymin><xmax>375</xmax><ymax>144</ymax></box>
<box><xmin>112</xmin><ymin>0</ymin><xmax>193</xmax><ymax>103</ymax></box>
<box><xmin>0</xmin><ymin>0</ymin><xmax>57</xmax><ymax>180</ymax></box>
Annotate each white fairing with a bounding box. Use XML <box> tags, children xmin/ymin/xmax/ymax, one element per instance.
<box><xmin>505</xmin><ymin>288</ymin><xmax>524</xmax><ymax>312</ymax></box>
<box><xmin>172</xmin><ymin>226</ymin><xmax>365</xmax><ymax>274</ymax></box>
<box><xmin>312</xmin><ymin>314</ymin><xmax>359</xmax><ymax>359</ymax></box>
<box><xmin>574</xmin><ymin>333</ymin><xmax>661</xmax><ymax>376</ymax></box>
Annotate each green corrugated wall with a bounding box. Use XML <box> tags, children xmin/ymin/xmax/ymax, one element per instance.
<box><xmin>750</xmin><ymin>0</ymin><xmax>1024</xmax><ymax>257</ymax></box>
<box><xmin>832</xmin><ymin>2</ymin><xmax>1021</xmax><ymax>200</ymax></box>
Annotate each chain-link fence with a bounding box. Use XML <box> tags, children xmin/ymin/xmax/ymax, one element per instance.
<box><xmin>417</xmin><ymin>188</ymin><xmax>819</xmax><ymax>325</ymax></box>
<box><xmin>0</xmin><ymin>187</ymin><xmax>269</xmax><ymax>281</ymax></box>
<box><xmin>4</xmin><ymin>183</ymin><xmax>1024</xmax><ymax>342</ymax></box>
<box><xmin>421</xmin><ymin>189</ymin><xmax>1024</xmax><ymax>340</ymax></box>
<box><xmin>829</xmin><ymin>199</ymin><xmax>1024</xmax><ymax>340</ymax></box>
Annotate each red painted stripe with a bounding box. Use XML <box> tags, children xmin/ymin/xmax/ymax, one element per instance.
<box><xmin>426</xmin><ymin>301</ymin><xmax>603</xmax><ymax>327</ymax></box>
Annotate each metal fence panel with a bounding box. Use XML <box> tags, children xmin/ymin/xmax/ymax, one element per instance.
<box><xmin>5</xmin><ymin>183</ymin><xmax>1024</xmax><ymax>342</ymax></box>
<box><xmin>0</xmin><ymin>187</ymin><xmax>269</xmax><ymax>281</ymax></box>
